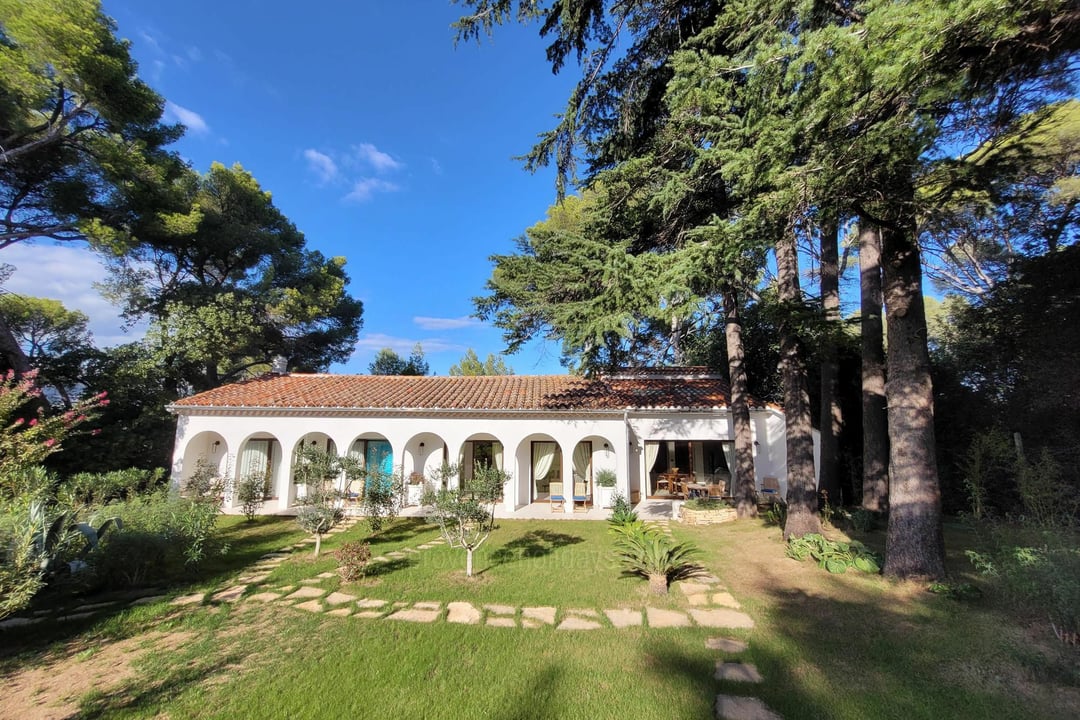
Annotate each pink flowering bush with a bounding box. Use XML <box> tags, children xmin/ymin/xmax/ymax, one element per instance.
<box><xmin>0</xmin><ymin>370</ymin><xmax>107</xmax><ymax>498</ymax></box>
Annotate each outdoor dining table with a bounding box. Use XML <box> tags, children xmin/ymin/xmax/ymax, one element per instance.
<box><xmin>685</xmin><ymin>482</ymin><xmax>708</xmax><ymax>499</ymax></box>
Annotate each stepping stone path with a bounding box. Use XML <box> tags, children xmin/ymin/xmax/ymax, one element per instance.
<box><xmin>0</xmin><ymin>518</ymin><xmax>779</xmax><ymax>719</ymax></box>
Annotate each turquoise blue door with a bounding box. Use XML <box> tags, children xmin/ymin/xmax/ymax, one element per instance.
<box><xmin>366</xmin><ymin>441</ymin><xmax>393</xmax><ymax>490</ymax></box>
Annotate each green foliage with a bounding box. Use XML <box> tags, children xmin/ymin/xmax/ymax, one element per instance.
<box><xmin>181</xmin><ymin>459</ymin><xmax>226</xmax><ymax>506</ymax></box>
<box><xmin>786</xmin><ymin>534</ymin><xmax>882</xmax><ymax>575</ymax></box>
<box><xmin>235</xmin><ymin>474</ymin><xmax>267</xmax><ymax>522</ymax></box>
<box><xmin>681</xmin><ymin>498</ymin><xmax>731</xmax><ymax>511</ymax></box>
<box><xmin>57</xmin><ymin>468</ymin><xmax>165</xmax><ymax>507</ymax></box>
<box><xmin>0</xmin><ymin>369</ymin><xmax>106</xmax><ymax>495</ymax></box>
<box><xmin>334</xmin><ymin>540</ymin><xmax>372</xmax><ymax>582</ymax></box>
<box><xmin>967</xmin><ymin>525</ymin><xmax>1080</xmax><ymax>642</ymax></box>
<box><xmin>762</xmin><ymin>501</ymin><xmax>787</xmax><ymax>529</ymax></box>
<box><xmin>294</xmin><ymin>504</ymin><xmax>344</xmax><ymax>558</ymax></box>
<box><xmin>1016</xmin><ymin>449</ymin><xmax>1076</xmax><ymax>528</ymax></box>
<box><xmin>0</xmin><ymin>295</ymin><xmax>94</xmax><ymax>401</ymax></box>
<box><xmin>962</xmin><ymin>428</ymin><xmax>1017</xmax><ymax>520</ymax></box>
<box><xmin>448</xmin><ymin>348</ymin><xmax>514</xmax><ymax>375</ymax></box>
<box><xmin>609</xmin><ymin>520</ymin><xmax>704</xmax><ymax>595</ymax></box>
<box><xmin>423</xmin><ymin>464</ymin><xmax>508</xmax><ymax>576</ymax></box>
<box><xmin>92</xmin><ymin>489</ymin><xmax>225</xmax><ymax>586</ymax></box>
<box><xmin>594</xmin><ymin>468</ymin><xmax>616</xmax><ymax>488</ymax></box>
<box><xmin>927</xmin><ymin>581</ymin><xmax>982</xmax><ymax>600</ymax></box>
<box><xmin>608</xmin><ymin>492</ymin><xmax>637</xmax><ymax>525</ymax></box>
<box><xmin>368</xmin><ymin>344</ymin><xmax>429</xmax><ymax>375</ymax></box>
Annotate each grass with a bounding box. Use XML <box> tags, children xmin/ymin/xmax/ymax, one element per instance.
<box><xmin>2</xmin><ymin>514</ymin><xmax>1078</xmax><ymax>719</ymax></box>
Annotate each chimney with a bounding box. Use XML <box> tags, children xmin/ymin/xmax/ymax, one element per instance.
<box><xmin>270</xmin><ymin>356</ymin><xmax>289</xmax><ymax>375</ymax></box>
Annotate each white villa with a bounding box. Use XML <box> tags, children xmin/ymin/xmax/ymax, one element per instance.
<box><xmin>167</xmin><ymin>367</ymin><xmax>795</xmax><ymax>515</ymax></box>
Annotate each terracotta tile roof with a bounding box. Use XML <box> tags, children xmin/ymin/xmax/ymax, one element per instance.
<box><xmin>170</xmin><ymin>371</ymin><xmax>740</xmax><ymax>412</ymax></box>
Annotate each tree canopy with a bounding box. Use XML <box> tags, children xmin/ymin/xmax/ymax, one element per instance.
<box><xmin>448</xmin><ymin>349</ymin><xmax>513</xmax><ymax>376</ymax></box>
<box><xmin>368</xmin><ymin>344</ymin><xmax>429</xmax><ymax>376</ymax></box>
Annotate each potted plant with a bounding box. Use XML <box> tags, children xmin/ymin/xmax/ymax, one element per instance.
<box><xmin>595</xmin><ymin>468</ymin><xmax>617</xmax><ymax>508</ymax></box>
<box><xmin>406</xmin><ymin>472</ymin><xmax>426</xmax><ymax>506</ymax></box>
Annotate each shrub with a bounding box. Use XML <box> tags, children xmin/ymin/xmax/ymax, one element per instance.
<box><xmin>235</xmin><ymin>474</ymin><xmax>266</xmax><ymax>521</ymax></box>
<box><xmin>610</xmin><ymin>520</ymin><xmax>704</xmax><ymax>594</ymax></box>
<box><xmin>91</xmin><ymin>489</ymin><xmax>226</xmax><ymax>588</ymax></box>
<box><xmin>608</xmin><ymin>492</ymin><xmax>637</xmax><ymax>525</ymax></box>
<box><xmin>967</xmin><ymin>524</ymin><xmax>1080</xmax><ymax>644</ymax></box>
<box><xmin>1016</xmin><ymin>449</ymin><xmax>1076</xmax><ymax>527</ymax></box>
<box><xmin>363</xmin><ymin>470</ymin><xmax>400</xmax><ymax>534</ymax></box>
<box><xmin>595</xmin><ymin>468</ymin><xmax>617</xmax><ymax>488</ymax></box>
<box><xmin>334</xmin><ymin>540</ymin><xmax>371</xmax><ymax>582</ymax></box>
<box><xmin>423</xmin><ymin>464</ymin><xmax>506</xmax><ymax>577</ymax></box>
<box><xmin>682</xmin><ymin>498</ymin><xmax>732</xmax><ymax>511</ymax></box>
<box><xmin>58</xmin><ymin>468</ymin><xmax>166</xmax><ymax>507</ymax></box>
<box><xmin>763</xmin><ymin>500</ymin><xmax>787</xmax><ymax>528</ymax></box>
<box><xmin>182</xmin><ymin>459</ymin><xmax>227</xmax><ymax>506</ymax></box>
<box><xmin>295</xmin><ymin>504</ymin><xmax>344</xmax><ymax>558</ymax></box>
<box><xmin>786</xmin><ymin>533</ymin><xmax>881</xmax><ymax>574</ymax></box>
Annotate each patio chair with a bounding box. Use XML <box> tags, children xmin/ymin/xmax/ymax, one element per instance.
<box><xmin>549</xmin><ymin>482</ymin><xmax>565</xmax><ymax>512</ymax></box>
<box><xmin>573</xmin><ymin>482</ymin><xmax>592</xmax><ymax>511</ymax></box>
<box><xmin>759</xmin><ymin>476</ymin><xmax>781</xmax><ymax>504</ymax></box>
<box><xmin>707</xmin><ymin>483</ymin><xmax>725</xmax><ymax>499</ymax></box>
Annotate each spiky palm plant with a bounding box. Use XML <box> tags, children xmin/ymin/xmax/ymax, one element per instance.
<box><xmin>610</xmin><ymin>522</ymin><xmax>704</xmax><ymax>595</ymax></box>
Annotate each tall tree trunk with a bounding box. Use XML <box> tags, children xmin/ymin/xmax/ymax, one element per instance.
<box><xmin>881</xmin><ymin>204</ymin><xmax>945</xmax><ymax>580</ymax></box>
<box><xmin>859</xmin><ymin>221</ymin><xmax>889</xmax><ymax>512</ymax></box>
<box><xmin>722</xmin><ymin>284</ymin><xmax>757</xmax><ymax>518</ymax></box>
<box><xmin>0</xmin><ymin>315</ymin><xmax>33</xmax><ymax>376</ymax></box>
<box><xmin>818</xmin><ymin>215</ymin><xmax>842</xmax><ymax>505</ymax></box>
<box><xmin>775</xmin><ymin>231</ymin><xmax>822</xmax><ymax>539</ymax></box>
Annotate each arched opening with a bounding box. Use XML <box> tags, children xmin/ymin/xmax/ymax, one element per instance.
<box><xmin>178</xmin><ymin>431</ymin><xmax>228</xmax><ymax>495</ymax></box>
<box><xmin>346</xmin><ymin>433</ymin><xmax>394</xmax><ymax>499</ymax></box>
<box><xmin>574</xmin><ymin>434</ymin><xmax>616</xmax><ymax>508</ymax></box>
<box><xmin>235</xmin><ymin>433</ymin><xmax>283</xmax><ymax>509</ymax></box>
<box><xmin>516</xmin><ymin>435</ymin><xmax>562</xmax><ymax>505</ymax></box>
<box><xmin>404</xmin><ymin>432</ymin><xmax>447</xmax><ymax>505</ymax></box>
<box><xmin>290</xmin><ymin>433</ymin><xmax>338</xmax><ymax>505</ymax></box>
<box><xmin>460</xmin><ymin>432</ymin><xmax>506</xmax><ymax>483</ymax></box>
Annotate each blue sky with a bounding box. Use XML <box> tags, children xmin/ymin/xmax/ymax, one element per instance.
<box><xmin>7</xmin><ymin>0</ymin><xmax>581</xmax><ymax>375</ymax></box>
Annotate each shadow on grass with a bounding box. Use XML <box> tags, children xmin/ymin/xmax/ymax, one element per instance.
<box><xmin>489</xmin><ymin>664</ymin><xmax>561</xmax><ymax>720</ymax></box>
<box><xmin>489</xmin><ymin>530</ymin><xmax>585</xmax><ymax>567</ymax></box>
<box><xmin>367</xmin><ymin>518</ymin><xmax>434</xmax><ymax>548</ymax></box>
<box><xmin>76</xmin><ymin>654</ymin><xmax>238</xmax><ymax>719</ymax></box>
<box><xmin>364</xmin><ymin>557</ymin><xmax>415</xmax><ymax>578</ymax></box>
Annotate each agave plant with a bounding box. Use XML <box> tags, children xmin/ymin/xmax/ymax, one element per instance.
<box><xmin>610</xmin><ymin>521</ymin><xmax>704</xmax><ymax>595</ymax></box>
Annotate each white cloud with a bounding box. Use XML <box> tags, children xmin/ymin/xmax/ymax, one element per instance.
<box><xmin>165</xmin><ymin>101</ymin><xmax>209</xmax><ymax>134</ymax></box>
<box><xmin>413</xmin><ymin>316</ymin><xmax>480</xmax><ymax>331</ymax></box>
<box><xmin>138</xmin><ymin>30</ymin><xmax>162</xmax><ymax>53</ymax></box>
<box><xmin>1</xmin><ymin>243</ymin><xmax>146</xmax><ymax>348</ymax></box>
<box><xmin>354</xmin><ymin>143</ymin><xmax>403</xmax><ymax>173</ymax></box>
<box><xmin>344</xmin><ymin>178</ymin><xmax>400</xmax><ymax>203</ymax></box>
<box><xmin>303</xmin><ymin>149</ymin><xmax>339</xmax><ymax>184</ymax></box>
<box><xmin>429</xmin><ymin>157</ymin><xmax>443</xmax><ymax>175</ymax></box>
<box><xmin>354</xmin><ymin>333</ymin><xmax>465</xmax><ymax>354</ymax></box>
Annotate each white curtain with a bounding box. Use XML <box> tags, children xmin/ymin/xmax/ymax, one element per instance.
<box><xmin>721</xmin><ymin>442</ymin><xmax>736</xmax><ymax>483</ymax></box>
<box><xmin>573</xmin><ymin>442</ymin><xmax>591</xmax><ymax>484</ymax></box>
<box><xmin>644</xmin><ymin>442</ymin><xmax>659</xmax><ymax>494</ymax></box>
<box><xmin>532</xmin><ymin>442</ymin><xmax>557</xmax><ymax>486</ymax></box>
<box><xmin>493</xmin><ymin>442</ymin><xmax>503</xmax><ymax>470</ymax></box>
<box><xmin>461</xmin><ymin>442</ymin><xmax>475</xmax><ymax>480</ymax></box>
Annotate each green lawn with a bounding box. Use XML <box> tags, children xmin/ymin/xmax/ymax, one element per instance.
<box><xmin>2</xmin><ymin>515</ymin><xmax>1077</xmax><ymax>720</ymax></box>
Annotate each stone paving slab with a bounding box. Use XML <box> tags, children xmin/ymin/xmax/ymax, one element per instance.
<box><xmin>679</xmin><ymin>582</ymin><xmax>712</xmax><ymax>596</ymax></box>
<box><xmin>484</xmin><ymin>604</ymin><xmax>516</xmax><ymax>615</ymax></box>
<box><xmin>357</xmin><ymin>599</ymin><xmax>387</xmax><ymax>609</ymax></box>
<box><xmin>354</xmin><ymin>610</ymin><xmax>384</xmax><ymax>619</ymax></box>
<box><xmin>327</xmin><ymin>608</ymin><xmax>353</xmax><ymax>617</ymax></box>
<box><xmin>73</xmin><ymin>601</ymin><xmax>118</xmax><ymax>612</ymax></box>
<box><xmin>688</xmin><ymin>608</ymin><xmax>754</xmax><ymax>629</ymax></box>
<box><xmin>647</xmin><ymin>608</ymin><xmax>691</xmax><ymax>628</ymax></box>
<box><xmin>388</xmin><ymin>608</ymin><xmax>440</xmax><ymax>623</ymax></box>
<box><xmin>0</xmin><ymin>617</ymin><xmax>43</xmax><ymax>629</ymax></box>
<box><xmin>712</xmin><ymin>592</ymin><xmax>740</xmax><ymax>608</ymax></box>
<box><xmin>238</xmin><ymin>573</ymin><xmax>270</xmax><ymax>584</ymax></box>
<box><xmin>316</xmin><ymin>572</ymin><xmax>336</xmax><ymax>579</ymax></box>
<box><xmin>300</xmin><ymin>579</ymin><xmax>323</xmax><ymax>586</ymax></box>
<box><xmin>697</xmin><ymin>574</ymin><xmax>721</xmax><ymax>585</ymax></box>
<box><xmin>688</xmin><ymin>594</ymin><xmax>710</xmax><ymax>606</ymax></box>
<box><xmin>130</xmin><ymin>595</ymin><xmax>167</xmax><ymax>606</ymax></box>
<box><xmin>413</xmin><ymin>601</ymin><xmax>441</xmax><ymax>611</ymax></box>
<box><xmin>248</xmin><ymin>592</ymin><xmax>282</xmax><ymax>603</ymax></box>
<box><xmin>57</xmin><ymin>611</ymin><xmax>97</xmax><ymax>622</ymax></box>
<box><xmin>706</xmin><ymin>637</ymin><xmax>749</xmax><ymax>653</ymax></box>
<box><xmin>557</xmin><ymin>617</ymin><xmax>601</xmax><ymax>630</ymax></box>
<box><xmin>284</xmin><ymin>587</ymin><xmax>326</xmax><ymax>601</ymax></box>
<box><xmin>604</xmin><ymin>609</ymin><xmax>643</xmax><ymax>628</ymax></box>
<box><xmin>325</xmin><ymin>592</ymin><xmax>357</xmax><ymax>605</ymax></box>
<box><xmin>295</xmin><ymin>600</ymin><xmax>324</xmax><ymax>613</ymax></box>
<box><xmin>715</xmin><ymin>695</ymin><xmax>783</xmax><ymax>720</ymax></box>
<box><xmin>170</xmin><ymin>592</ymin><xmax>205</xmax><ymax>606</ymax></box>
<box><xmin>521</xmin><ymin>607</ymin><xmax>556</xmax><ymax>625</ymax></box>
<box><xmin>386</xmin><ymin>551</ymin><xmax>407</xmax><ymax>559</ymax></box>
<box><xmin>261</xmin><ymin>552</ymin><xmax>290</xmax><ymax>559</ymax></box>
<box><xmin>447</xmin><ymin>602</ymin><xmax>481</xmax><ymax>624</ymax></box>
<box><xmin>486</xmin><ymin>617</ymin><xmax>517</xmax><ymax>628</ymax></box>
<box><xmin>212</xmin><ymin>585</ymin><xmax>247</xmax><ymax>603</ymax></box>
<box><xmin>371</xmin><ymin>556</ymin><xmax>390</xmax><ymax>563</ymax></box>
<box><xmin>715</xmin><ymin>662</ymin><xmax>764</xmax><ymax>683</ymax></box>
<box><xmin>403</xmin><ymin>548</ymin><xmax>420</xmax><ymax>554</ymax></box>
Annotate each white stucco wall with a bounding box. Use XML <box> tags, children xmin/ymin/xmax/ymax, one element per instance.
<box><xmin>169</xmin><ymin>405</ymin><xmax>804</xmax><ymax>514</ymax></box>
